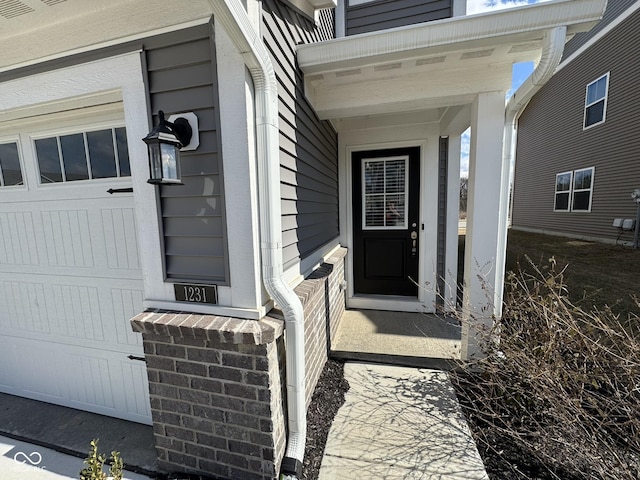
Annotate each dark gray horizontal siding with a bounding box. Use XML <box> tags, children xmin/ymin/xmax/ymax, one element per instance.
<box><xmin>562</xmin><ymin>0</ymin><xmax>636</xmax><ymax>61</ymax></box>
<box><xmin>346</xmin><ymin>0</ymin><xmax>451</xmax><ymax>36</ymax></box>
<box><xmin>512</xmin><ymin>9</ymin><xmax>640</xmax><ymax>243</ymax></box>
<box><xmin>262</xmin><ymin>0</ymin><xmax>339</xmax><ymax>270</ymax></box>
<box><xmin>145</xmin><ymin>24</ymin><xmax>229</xmax><ymax>284</ymax></box>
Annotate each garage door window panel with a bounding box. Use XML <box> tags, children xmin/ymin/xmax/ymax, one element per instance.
<box><xmin>87</xmin><ymin>130</ymin><xmax>117</xmax><ymax>179</ymax></box>
<box><xmin>60</xmin><ymin>134</ymin><xmax>89</xmax><ymax>181</ymax></box>
<box><xmin>0</xmin><ymin>142</ymin><xmax>24</xmax><ymax>187</ymax></box>
<box><xmin>115</xmin><ymin>128</ymin><xmax>131</xmax><ymax>177</ymax></box>
<box><xmin>35</xmin><ymin>137</ymin><xmax>64</xmax><ymax>183</ymax></box>
<box><xmin>34</xmin><ymin>128</ymin><xmax>130</xmax><ymax>184</ymax></box>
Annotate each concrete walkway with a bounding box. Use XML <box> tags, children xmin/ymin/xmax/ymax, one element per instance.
<box><xmin>0</xmin><ymin>435</ymin><xmax>151</xmax><ymax>480</ymax></box>
<box><xmin>319</xmin><ymin>363</ymin><xmax>488</xmax><ymax>480</ymax></box>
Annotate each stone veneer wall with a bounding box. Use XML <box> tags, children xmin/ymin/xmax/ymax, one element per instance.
<box><xmin>131</xmin><ymin>247</ymin><xmax>346</xmax><ymax>479</ymax></box>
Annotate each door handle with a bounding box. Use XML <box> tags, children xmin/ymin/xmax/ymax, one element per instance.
<box><xmin>410</xmin><ymin>230</ymin><xmax>417</xmax><ymax>256</ymax></box>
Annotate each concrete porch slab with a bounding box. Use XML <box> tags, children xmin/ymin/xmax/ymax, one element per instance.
<box><xmin>319</xmin><ymin>362</ymin><xmax>488</xmax><ymax>480</ymax></box>
<box><xmin>331</xmin><ymin>309</ymin><xmax>462</xmax><ymax>366</ymax></box>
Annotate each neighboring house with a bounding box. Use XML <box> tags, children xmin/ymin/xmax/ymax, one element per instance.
<box><xmin>512</xmin><ymin>0</ymin><xmax>640</xmax><ymax>245</ymax></box>
<box><xmin>0</xmin><ymin>0</ymin><xmax>604</xmax><ymax>478</ymax></box>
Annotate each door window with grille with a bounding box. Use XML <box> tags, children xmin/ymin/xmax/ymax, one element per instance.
<box><xmin>362</xmin><ymin>156</ymin><xmax>408</xmax><ymax>230</ymax></box>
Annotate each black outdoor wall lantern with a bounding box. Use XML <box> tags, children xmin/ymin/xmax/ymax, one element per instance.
<box><xmin>143</xmin><ymin>110</ymin><xmax>198</xmax><ymax>185</ymax></box>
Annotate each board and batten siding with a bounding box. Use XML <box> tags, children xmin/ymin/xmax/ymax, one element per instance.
<box><xmin>346</xmin><ymin>0</ymin><xmax>452</xmax><ymax>36</ymax></box>
<box><xmin>262</xmin><ymin>1</ymin><xmax>339</xmax><ymax>270</ymax></box>
<box><xmin>145</xmin><ymin>24</ymin><xmax>229</xmax><ymax>284</ymax></box>
<box><xmin>436</xmin><ymin>136</ymin><xmax>448</xmax><ymax>307</ymax></box>
<box><xmin>512</xmin><ymin>8</ymin><xmax>640</xmax><ymax>243</ymax></box>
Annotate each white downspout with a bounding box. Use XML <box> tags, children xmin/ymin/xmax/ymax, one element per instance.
<box><xmin>208</xmin><ymin>1</ymin><xmax>307</xmax><ymax>478</ymax></box>
<box><xmin>495</xmin><ymin>26</ymin><xmax>567</xmax><ymax>313</ymax></box>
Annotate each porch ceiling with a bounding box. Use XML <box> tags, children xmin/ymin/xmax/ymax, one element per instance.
<box><xmin>297</xmin><ymin>0</ymin><xmax>607</xmax><ymax>120</ymax></box>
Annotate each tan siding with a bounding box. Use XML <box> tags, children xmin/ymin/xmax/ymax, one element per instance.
<box><xmin>513</xmin><ymin>9</ymin><xmax>640</xmax><ymax>243</ymax></box>
<box><xmin>262</xmin><ymin>1</ymin><xmax>339</xmax><ymax>270</ymax></box>
<box><xmin>562</xmin><ymin>0</ymin><xmax>637</xmax><ymax>60</ymax></box>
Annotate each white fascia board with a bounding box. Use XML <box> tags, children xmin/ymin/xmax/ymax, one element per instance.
<box><xmin>297</xmin><ymin>0</ymin><xmax>607</xmax><ymax>74</ymax></box>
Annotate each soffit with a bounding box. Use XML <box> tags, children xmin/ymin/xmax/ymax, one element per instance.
<box><xmin>0</xmin><ymin>0</ymin><xmax>215</xmax><ymax>72</ymax></box>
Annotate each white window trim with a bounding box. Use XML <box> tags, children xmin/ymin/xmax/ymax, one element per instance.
<box><xmin>583</xmin><ymin>72</ymin><xmax>609</xmax><ymax>130</ymax></box>
<box><xmin>553</xmin><ymin>167</ymin><xmax>595</xmax><ymax>213</ymax></box>
<box><xmin>571</xmin><ymin>166</ymin><xmax>595</xmax><ymax>212</ymax></box>
<box><xmin>553</xmin><ymin>170</ymin><xmax>572</xmax><ymax>212</ymax></box>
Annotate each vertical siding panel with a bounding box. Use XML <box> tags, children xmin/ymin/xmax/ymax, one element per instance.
<box><xmin>513</xmin><ymin>7</ymin><xmax>640</xmax><ymax>243</ymax></box>
<box><xmin>262</xmin><ymin>1</ymin><xmax>339</xmax><ymax>269</ymax></box>
<box><xmin>436</xmin><ymin>137</ymin><xmax>448</xmax><ymax>306</ymax></box>
<box><xmin>346</xmin><ymin>0</ymin><xmax>452</xmax><ymax>36</ymax></box>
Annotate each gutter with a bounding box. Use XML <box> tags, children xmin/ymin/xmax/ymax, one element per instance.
<box><xmin>208</xmin><ymin>1</ymin><xmax>306</xmax><ymax>478</ymax></box>
<box><xmin>494</xmin><ymin>26</ymin><xmax>567</xmax><ymax>314</ymax></box>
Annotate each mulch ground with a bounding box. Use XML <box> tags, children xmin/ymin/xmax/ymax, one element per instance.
<box><xmin>452</xmin><ymin>375</ymin><xmax>583</xmax><ymax>480</ymax></box>
<box><xmin>302</xmin><ymin>359</ymin><xmax>349</xmax><ymax>480</ymax></box>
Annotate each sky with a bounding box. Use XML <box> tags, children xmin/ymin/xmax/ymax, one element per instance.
<box><xmin>459</xmin><ymin>0</ymin><xmax>548</xmax><ymax>177</ymax></box>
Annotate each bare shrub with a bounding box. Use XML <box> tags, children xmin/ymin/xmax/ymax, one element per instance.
<box><xmin>452</xmin><ymin>258</ymin><xmax>640</xmax><ymax>479</ymax></box>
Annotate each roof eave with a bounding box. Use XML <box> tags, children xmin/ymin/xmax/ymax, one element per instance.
<box><xmin>297</xmin><ymin>0</ymin><xmax>608</xmax><ymax>75</ymax></box>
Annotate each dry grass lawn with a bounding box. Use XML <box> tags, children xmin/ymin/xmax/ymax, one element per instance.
<box><xmin>505</xmin><ymin>229</ymin><xmax>640</xmax><ymax>316</ymax></box>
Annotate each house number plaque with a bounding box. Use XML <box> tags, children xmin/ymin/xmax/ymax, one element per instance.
<box><xmin>174</xmin><ymin>284</ymin><xmax>218</xmax><ymax>305</ymax></box>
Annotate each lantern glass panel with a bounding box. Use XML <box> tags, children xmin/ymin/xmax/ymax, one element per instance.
<box><xmin>148</xmin><ymin>143</ymin><xmax>163</xmax><ymax>181</ymax></box>
<box><xmin>161</xmin><ymin>142</ymin><xmax>181</xmax><ymax>183</ymax></box>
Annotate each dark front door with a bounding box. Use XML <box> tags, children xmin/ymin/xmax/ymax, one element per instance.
<box><xmin>352</xmin><ymin>147</ymin><xmax>421</xmax><ymax>297</ymax></box>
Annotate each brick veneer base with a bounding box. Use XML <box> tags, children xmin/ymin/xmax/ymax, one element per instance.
<box><xmin>131</xmin><ymin>247</ymin><xmax>346</xmax><ymax>479</ymax></box>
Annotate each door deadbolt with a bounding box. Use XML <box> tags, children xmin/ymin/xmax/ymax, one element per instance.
<box><xmin>410</xmin><ymin>231</ymin><xmax>418</xmax><ymax>240</ymax></box>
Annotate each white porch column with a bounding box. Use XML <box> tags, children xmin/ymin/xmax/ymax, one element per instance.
<box><xmin>461</xmin><ymin>91</ymin><xmax>506</xmax><ymax>359</ymax></box>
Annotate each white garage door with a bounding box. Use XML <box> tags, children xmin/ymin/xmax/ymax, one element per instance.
<box><xmin>0</xmin><ymin>108</ymin><xmax>151</xmax><ymax>424</ymax></box>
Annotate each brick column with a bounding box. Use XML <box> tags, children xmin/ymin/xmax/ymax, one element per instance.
<box><xmin>130</xmin><ymin>247</ymin><xmax>347</xmax><ymax>479</ymax></box>
<box><xmin>131</xmin><ymin>313</ymin><xmax>286</xmax><ymax>480</ymax></box>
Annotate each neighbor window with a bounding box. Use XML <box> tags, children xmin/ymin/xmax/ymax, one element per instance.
<box><xmin>34</xmin><ymin>127</ymin><xmax>130</xmax><ymax>184</ymax></box>
<box><xmin>554</xmin><ymin>171</ymin><xmax>572</xmax><ymax>211</ymax></box>
<box><xmin>571</xmin><ymin>167</ymin><xmax>594</xmax><ymax>211</ymax></box>
<box><xmin>0</xmin><ymin>141</ymin><xmax>24</xmax><ymax>187</ymax></box>
<box><xmin>554</xmin><ymin>167</ymin><xmax>594</xmax><ymax>212</ymax></box>
<box><xmin>584</xmin><ymin>73</ymin><xmax>609</xmax><ymax>129</ymax></box>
